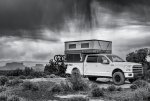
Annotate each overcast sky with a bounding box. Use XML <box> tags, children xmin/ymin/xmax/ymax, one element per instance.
<box><xmin>0</xmin><ymin>0</ymin><xmax>150</xmax><ymax>62</ymax></box>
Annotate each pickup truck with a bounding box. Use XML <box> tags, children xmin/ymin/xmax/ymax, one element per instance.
<box><xmin>66</xmin><ymin>54</ymin><xmax>143</xmax><ymax>85</ymax></box>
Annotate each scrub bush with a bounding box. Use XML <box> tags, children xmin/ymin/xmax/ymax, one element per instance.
<box><xmin>44</xmin><ymin>60</ymin><xmax>67</xmax><ymax>76</ymax></box>
<box><xmin>26</xmin><ymin>76</ymin><xmax>34</xmax><ymax>79</ymax></box>
<box><xmin>6</xmin><ymin>78</ymin><xmax>23</xmax><ymax>86</ymax></box>
<box><xmin>0</xmin><ymin>76</ymin><xmax>8</xmax><ymax>86</ymax></box>
<box><xmin>57</xmin><ymin>62</ymin><xmax>67</xmax><ymax>75</ymax></box>
<box><xmin>50</xmin><ymin>84</ymin><xmax>63</xmax><ymax>93</ymax></box>
<box><xmin>49</xmin><ymin>74</ymin><xmax>56</xmax><ymax>78</ymax></box>
<box><xmin>0</xmin><ymin>94</ymin><xmax>7</xmax><ymax>101</ymax></box>
<box><xmin>133</xmin><ymin>88</ymin><xmax>150</xmax><ymax>101</ymax></box>
<box><xmin>31</xmin><ymin>85</ymin><xmax>39</xmax><ymax>91</ymax></box>
<box><xmin>130</xmin><ymin>84</ymin><xmax>138</xmax><ymax>90</ymax></box>
<box><xmin>91</xmin><ymin>87</ymin><xmax>104</xmax><ymax>97</ymax></box>
<box><xmin>68</xmin><ymin>70</ymin><xmax>89</xmax><ymax>91</ymax></box>
<box><xmin>22</xmin><ymin>81</ymin><xmax>39</xmax><ymax>91</ymax></box>
<box><xmin>8</xmin><ymin>76</ymin><xmax>15</xmax><ymax>80</ymax></box>
<box><xmin>113</xmin><ymin>88</ymin><xmax>150</xmax><ymax>101</ymax></box>
<box><xmin>19</xmin><ymin>75</ymin><xmax>26</xmax><ymax>79</ymax></box>
<box><xmin>30</xmin><ymin>71</ymin><xmax>46</xmax><ymax>78</ymax></box>
<box><xmin>0</xmin><ymin>86</ymin><xmax>6</xmax><ymax>92</ymax></box>
<box><xmin>116</xmin><ymin>87</ymin><xmax>123</xmax><ymax>91</ymax></box>
<box><xmin>7</xmin><ymin>95</ymin><xmax>20</xmax><ymax>101</ymax></box>
<box><xmin>107</xmin><ymin>85</ymin><xmax>116</xmax><ymax>92</ymax></box>
<box><xmin>60</xmin><ymin>81</ymin><xmax>73</xmax><ymax>92</ymax></box>
<box><xmin>133</xmin><ymin>80</ymin><xmax>149</xmax><ymax>88</ymax></box>
<box><xmin>90</xmin><ymin>83</ymin><xmax>98</xmax><ymax>89</ymax></box>
<box><xmin>23</xmin><ymin>67</ymin><xmax>34</xmax><ymax>76</ymax></box>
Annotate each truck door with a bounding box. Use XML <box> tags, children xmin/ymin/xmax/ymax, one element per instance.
<box><xmin>84</xmin><ymin>55</ymin><xmax>99</xmax><ymax>75</ymax></box>
<box><xmin>97</xmin><ymin>55</ymin><xmax>111</xmax><ymax>76</ymax></box>
<box><xmin>84</xmin><ymin>55</ymin><xmax>111</xmax><ymax>76</ymax></box>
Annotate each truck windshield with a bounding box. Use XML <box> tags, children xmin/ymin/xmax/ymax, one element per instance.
<box><xmin>106</xmin><ymin>55</ymin><xmax>125</xmax><ymax>62</ymax></box>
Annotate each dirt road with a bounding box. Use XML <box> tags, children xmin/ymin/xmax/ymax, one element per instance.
<box><xmin>89</xmin><ymin>78</ymin><xmax>131</xmax><ymax>88</ymax></box>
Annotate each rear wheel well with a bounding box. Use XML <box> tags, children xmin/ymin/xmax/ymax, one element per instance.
<box><xmin>72</xmin><ymin>67</ymin><xmax>78</xmax><ymax>71</ymax></box>
<box><xmin>112</xmin><ymin>69</ymin><xmax>124</xmax><ymax>76</ymax></box>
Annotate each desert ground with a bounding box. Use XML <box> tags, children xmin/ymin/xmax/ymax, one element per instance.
<box><xmin>0</xmin><ymin>74</ymin><xmax>149</xmax><ymax>101</ymax></box>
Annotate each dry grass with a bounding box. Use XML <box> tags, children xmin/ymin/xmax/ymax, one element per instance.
<box><xmin>12</xmin><ymin>81</ymin><xmax>58</xmax><ymax>101</ymax></box>
<box><xmin>0</xmin><ymin>75</ymin><xmax>150</xmax><ymax>101</ymax></box>
<box><xmin>90</xmin><ymin>87</ymin><xmax>104</xmax><ymax>97</ymax></box>
<box><xmin>105</xmin><ymin>87</ymin><xmax>150</xmax><ymax>101</ymax></box>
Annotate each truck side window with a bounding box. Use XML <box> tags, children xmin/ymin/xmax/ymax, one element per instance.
<box><xmin>98</xmin><ymin>56</ymin><xmax>108</xmax><ymax>63</ymax></box>
<box><xmin>66</xmin><ymin>54</ymin><xmax>81</xmax><ymax>62</ymax></box>
<box><xmin>86</xmin><ymin>56</ymin><xmax>98</xmax><ymax>63</ymax></box>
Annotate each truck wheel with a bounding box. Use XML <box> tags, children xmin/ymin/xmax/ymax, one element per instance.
<box><xmin>128</xmin><ymin>79</ymin><xmax>136</xmax><ymax>83</ymax></box>
<box><xmin>88</xmin><ymin>77</ymin><xmax>97</xmax><ymax>81</ymax></box>
<box><xmin>112</xmin><ymin>72</ymin><xmax>125</xmax><ymax>85</ymax></box>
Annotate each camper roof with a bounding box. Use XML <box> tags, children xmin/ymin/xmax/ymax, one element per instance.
<box><xmin>65</xmin><ymin>39</ymin><xmax>112</xmax><ymax>43</ymax></box>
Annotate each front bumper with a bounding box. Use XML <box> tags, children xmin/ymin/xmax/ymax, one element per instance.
<box><xmin>124</xmin><ymin>72</ymin><xmax>143</xmax><ymax>78</ymax></box>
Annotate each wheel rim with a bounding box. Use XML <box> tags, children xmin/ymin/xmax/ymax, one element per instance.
<box><xmin>115</xmin><ymin>75</ymin><xmax>121</xmax><ymax>82</ymax></box>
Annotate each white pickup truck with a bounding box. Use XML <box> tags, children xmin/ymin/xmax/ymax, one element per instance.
<box><xmin>64</xmin><ymin>40</ymin><xmax>143</xmax><ymax>85</ymax></box>
<box><xmin>66</xmin><ymin>54</ymin><xmax>143</xmax><ymax>85</ymax></box>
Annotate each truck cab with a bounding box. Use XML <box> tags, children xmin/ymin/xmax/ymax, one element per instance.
<box><xmin>83</xmin><ymin>54</ymin><xmax>143</xmax><ymax>85</ymax></box>
<box><xmin>64</xmin><ymin>40</ymin><xmax>143</xmax><ymax>85</ymax></box>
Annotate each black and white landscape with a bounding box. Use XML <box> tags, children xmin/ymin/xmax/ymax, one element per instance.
<box><xmin>0</xmin><ymin>0</ymin><xmax>150</xmax><ymax>101</ymax></box>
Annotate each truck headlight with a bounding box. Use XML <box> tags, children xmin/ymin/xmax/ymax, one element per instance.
<box><xmin>125</xmin><ymin>65</ymin><xmax>132</xmax><ymax>71</ymax></box>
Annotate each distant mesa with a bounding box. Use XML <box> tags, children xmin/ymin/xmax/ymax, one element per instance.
<box><xmin>0</xmin><ymin>62</ymin><xmax>45</xmax><ymax>71</ymax></box>
<box><xmin>32</xmin><ymin>64</ymin><xmax>45</xmax><ymax>71</ymax></box>
<box><xmin>0</xmin><ymin>62</ymin><xmax>26</xmax><ymax>70</ymax></box>
<box><xmin>6</xmin><ymin>62</ymin><xmax>24</xmax><ymax>67</ymax></box>
<box><xmin>35</xmin><ymin>64</ymin><xmax>44</xmax><ymax>67</ymax></box>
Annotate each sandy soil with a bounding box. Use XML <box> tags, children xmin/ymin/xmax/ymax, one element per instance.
<box><xmin>90</xmin><ymin>78</ymin><xmax>131</xmax><ymax>88</ymax></box>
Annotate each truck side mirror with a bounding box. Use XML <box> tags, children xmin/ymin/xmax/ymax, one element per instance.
<box><xmin>102</xmin><ymin>60</ymin><xmax>109</xmax><ymax>64</ymax></box>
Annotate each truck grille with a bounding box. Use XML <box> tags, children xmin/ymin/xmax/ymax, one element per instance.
<box><xmin>133</xmin><ymin>65</ymin><xmax>143</xmax><ymax>74</ymax></box>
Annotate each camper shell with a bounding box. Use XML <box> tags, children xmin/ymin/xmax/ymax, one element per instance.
<box><xmin>65</xmin><ymin>39</ymin><xmax>112</xmax><ymax>62</ymax></box>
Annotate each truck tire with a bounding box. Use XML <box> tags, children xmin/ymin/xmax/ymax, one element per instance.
<box><xmin>128</xmin><ymin>79</ymin><xmax>136</xmax><ymax>83</ymax></box>
<box><xmin>112</xmin><ymin>72</ymin><xmax>125</xmax><ymax>85</ymax></box>
<box><xmin>88</xmin><ymin>77</ymin><xmax>97</xmax><ymax>81</ymax></box>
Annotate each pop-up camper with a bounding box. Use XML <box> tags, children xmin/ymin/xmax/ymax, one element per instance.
<box><xmin>65</xmin><ymin>39</ymin><xmax>112</xmax><ymax>62</ymax></box>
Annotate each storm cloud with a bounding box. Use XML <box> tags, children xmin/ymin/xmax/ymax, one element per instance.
<box><xmin>0</xmin><ymin>0</ymin><xmax>150</xmax><ymax>61</ymax></box>
<box><xmin>0</xmin><ymin>0</ymin><xmax>73</xmax><ymax>41</ymax></box>
<box><xmin>0</xmin><ymin>0</ymin><xmax>150</xmax><ymax>33</ymax></box>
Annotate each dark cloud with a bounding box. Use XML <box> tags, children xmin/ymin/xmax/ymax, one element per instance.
<box><xmin>0</xmin><ymin>0</ymin><xmax>150</xmax><ymax>40</ymax></box>
<box><xmin>0</xmin><ymin>30</ymin><xmax>59</xmax><ymax>42</ymax></box>
<box><xmin>0</xmin><ymin>0</ymin><xmax>150</xmax><ymax>62</ymax></box>
<box><xmin>0</xmin><ymin>0</ymin><xmax>93</xmax><ymax>31</ymax></box>
<box><xmin>0</xmin><ymin>0</ymin><xmax>42</xmax><ymax>30</ymax></box>
<box><xmin>96</xmin><ymin>0</ymin><xmax>150</xmax><ymax>26</ymax></box>
<box><xmin>0</xmin><ymin>0</ymin><xmax>75</xmax><ymax>41</ymax></box>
